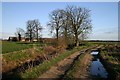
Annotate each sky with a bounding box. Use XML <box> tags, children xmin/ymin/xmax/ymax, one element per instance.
<box><xmin>1</xmin><ymin>0</ymin><xmax>119</xmax><ymax>2</ymax></box>
<box><xmin>1</xmin><ymin>2</ymin><xmax>118</xmax><ymax>40</ymax></box>
<box><xmin>118</xmin><ymin>2</ymin><xmax>120</xmax><ymax>40</ymax></box>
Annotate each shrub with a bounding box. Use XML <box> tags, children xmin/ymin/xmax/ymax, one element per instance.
<box><xmin>43</xmin><ymin>46</ymin><xmax>56</xmax><ymax>55</ymax></box>
<box><xmin>66</xmin><ymin>44</ymin><xmax>76</xmax><ymax>50</ymax></box>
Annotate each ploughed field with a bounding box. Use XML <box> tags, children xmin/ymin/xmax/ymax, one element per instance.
<box><xmin>1</xmin><ymin>41</ymin><xmax>120</xmax><ymax>80</ymax></box>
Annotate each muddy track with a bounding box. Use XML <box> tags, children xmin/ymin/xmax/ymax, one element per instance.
<box><xmin>63</xmin><ymin>51</ymin><xmax>93</xmax><ymax>79</ymax></box>
<box><xmin>38</xmin><ymin>45</ymin><xmax>102</xmax><ymax>79</ymax></box>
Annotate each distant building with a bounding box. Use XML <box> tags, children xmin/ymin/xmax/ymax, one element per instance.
<box><xmin>8</xmin><ymin>36</ymin><xmax>56</xmax><ymax>43</ymax></box>
<box><xmin>8</xmin><ymin>37</ymin><xmax>18</xmax><ymax>41</ymax></box>
<box><xmin>8</xmin><ymin>37</ymin><xmax>25</xmax><ymax>42</ymax></box>
<box><xmin>33</xmin><ymin>38</ymin><xmax>37</xmax><ymax>42</ymax></box>
<box><xmin>25</xmin><ymin>38</ymin><xmax>30</xmax><ymax>42</ymax></box>
<box><xmin>21</xmin><ymin>37</ymin><xmax>25</xmax><ymax>42</ymax></box>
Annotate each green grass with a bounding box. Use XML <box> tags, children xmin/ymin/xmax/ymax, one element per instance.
<box><xmin>2</xmin><ymin>45</ymin><xmax>44</xmax><ymax>74</ymax></box>
<box><xmin>3</xmin><ymin>45</ymin><xmax>43</xmax><ymax>66</ymax></box>
<box><xmin>2</xmin><ymin>41</ymin><xmax>44</xmax><ymax>68</ymax></box>
<box><xmin>2</xmin><ymin>41</ymin><xmax>33</xmax><ymax>54</ymax></box>
<box><xmin>3</xmin><ymin>51</ymin><xmax>31</xmax><ymax>62</ymax></box>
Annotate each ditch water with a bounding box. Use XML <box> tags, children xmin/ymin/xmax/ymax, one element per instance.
<box><xmin>90</xmin><ymin>51</ymin><xmax>108</xmax><ymax>79</ymax></box>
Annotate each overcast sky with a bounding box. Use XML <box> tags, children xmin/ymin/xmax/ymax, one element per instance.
<box><xmin>1</xmin><ymin>2</ymin><xmax>118</xmax><ymax>40</ymax></box>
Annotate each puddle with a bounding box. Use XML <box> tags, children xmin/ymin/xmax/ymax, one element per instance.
<box><xmin>90</xmin><ymin>51</ymin><xmax>108</xmax><ymax>78</ymax></box>
<box><xmin>91</xmin><ymin>51</ymin><xmax>99</xmax><ymax>55</ymax></box>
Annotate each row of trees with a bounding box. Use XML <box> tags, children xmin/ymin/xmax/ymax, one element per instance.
<box><xmin>26</xmin><ymin>19</ymin><xmax>42</xmax><ymax>42</ymax></box>
<box><xmin>48</xmin><ymin>6</ymin><xmax>92</xmax><ymax>46</ymax></box>
<box><xmin>15</xmin><ymin>5</ymin><xmax>92</xmax><ymax>47</ymax></box>
<box><xmin>15</xmin><ymin>19</ymin><xmax>42</xmax><ymax>42</ymax></box>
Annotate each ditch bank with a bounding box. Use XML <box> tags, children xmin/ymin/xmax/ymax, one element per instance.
<box><xmin>99</xmin><ymin>44</ymin><xmax>120</xmax><ymax>80</ymax></box>
<box><xmin>2</xmin><ymin>51</ymin><xmax>59</xmax><ymax>80</ymax></box>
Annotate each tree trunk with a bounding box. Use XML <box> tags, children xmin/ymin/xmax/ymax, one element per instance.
<box><xmin>18</xmin><ymin>33</ymin><xmax>21</xmax><ymax>41</ymax></box>
<box><xmin>37</xmin><ymin>30</ymin><xmax>39</xmax><ymax>42</ymax></box>
<box><xmin>30</xmin><ymin>31</ymin><xmax>32</xmax><ymax>42</ymax></box>
<box><xmin>56</xmin><ymin>29</ymin><xmax>59</xmax><ymax>45</ymax></box>
<box><xmin>75</xmin><ymin>32</ymin><xmax>79</xmax><ymax>47</ymax></box>
<box><xmin>64</xmin><ymin>27</ymin><xmax>68</xmax><ymax>45</ymax></box>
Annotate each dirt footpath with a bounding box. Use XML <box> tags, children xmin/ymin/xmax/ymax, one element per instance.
<box><xmin>73</xmin><ymin>53</ymin><xmax>93</xmax><ymax>79</ymax></box>
<box><xmin>39</xmin><ymin>46</ymin><xmax>96</xmax><ymax>78</ymax></box>
<box><xmin>39</xmin><ymin>51</ymin><xmax>81</xmax><ymax>78</ymax></box>
<box><xmin>73</xmin><ymin>45</ymin><xmax>103</xmax><ymax>79</ymax></box>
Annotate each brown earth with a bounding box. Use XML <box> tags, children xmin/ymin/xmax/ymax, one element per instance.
<box><xmin>73</xmin><ymin>52</ymin><xmax>93</xmax><ymax>79</ymax></box>
<box><xmin>39</xmin><ymin>45</ymin><xmax>102</xmax><ymax>79</ymax></box>
<box><xmin>38</xmin><ymin>46</ymin><xmax>98</xmax><ymax>78</ymax></box>
<box><xmin>39</xmin><ymin>51</ymin><xmax>81</xmax><ymax>78</ymax></box>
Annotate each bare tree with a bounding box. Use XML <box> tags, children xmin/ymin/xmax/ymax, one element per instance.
<box><xmin>26</xmin><ymin>19</ymin><xmax>42</xmax><ymax>42</ymax></box>
<box><xmin>26</xmin><ymin>20</ymin><xmax>34</xmax><ymax>42</ymax></box>
<box><xmin>33</xmin><ymin>19</ymin><xmax>42</xmax><ymax>41</ymax></box>
<box><xmin>59</xmin><ymin>9</ymin><xmax>73</xmax><ymax>45</ymax></box>
<box><xmin>47</xmin><ymin>9</ymin><xmax>64</xmax><ymax>44</ymax></box>
<box><xmin>47</xmin><ymin>6</ymin><xmax>92</xmax><ymax>47</ymax></box>
<box><xmin>15</xmin><ymin>28</ymin><xmax>25</xmax><ymax>41</ymax></box>
<box><xmin>65</xmin><ymin>6</ymin><xmax>92</xmax><ymax>46</ymax></box>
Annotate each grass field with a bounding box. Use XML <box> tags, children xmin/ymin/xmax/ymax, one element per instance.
<box><xmin>2</xmin><ymin>41</ymin><xmax>34</xmax><ymax>54</ymax></box>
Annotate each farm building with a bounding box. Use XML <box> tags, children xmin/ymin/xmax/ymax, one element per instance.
<box><xmin>8</xmin><ymin>37</ymin><xmax>18</xmax><ymax>41</ymax></box>
<box><xmin>8</xmin><ymin>37</ymin><xmax>27</xmax><ymax>42</ymax></box>
<box><xmin>8</xmin><ymin>37</ymin><xmax>56</xmax><ymax>43</ymax></box>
